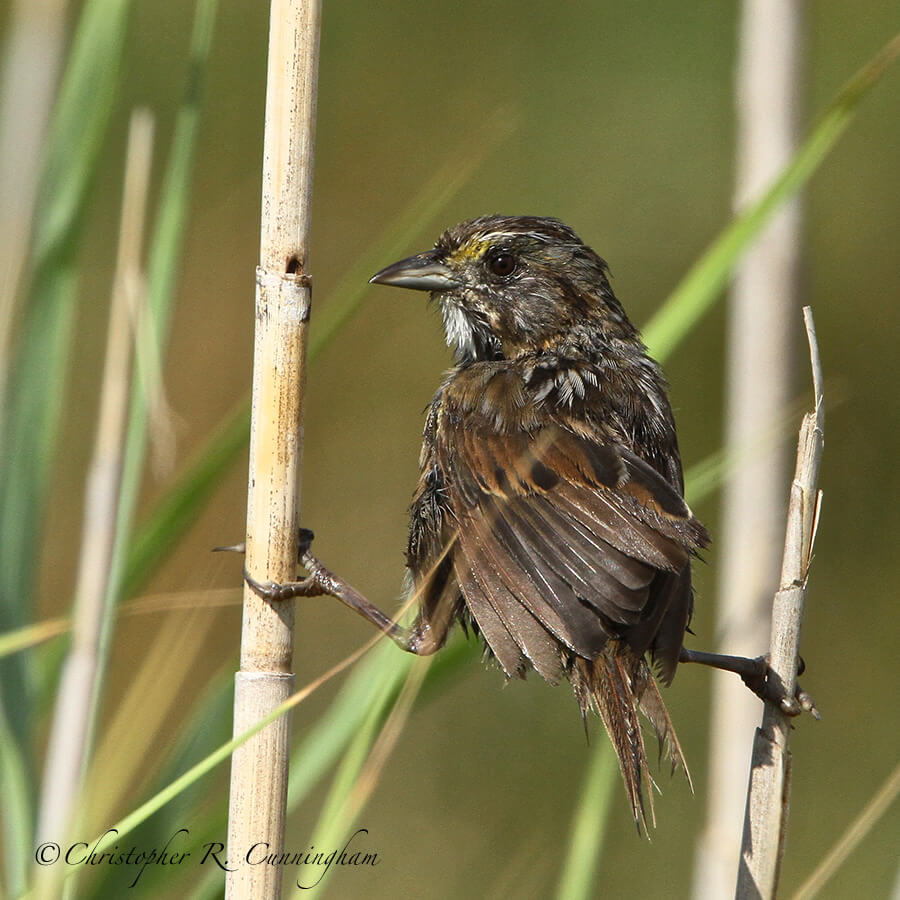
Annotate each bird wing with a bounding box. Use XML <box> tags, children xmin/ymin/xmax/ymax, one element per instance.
<box><xmin>435</xmin><ymin>418</ymin><xmax>709</xmax><ymax>678</ymax></box>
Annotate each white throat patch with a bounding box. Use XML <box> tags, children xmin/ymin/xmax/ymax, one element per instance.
<box><xmin>440</xmin><ymin>300</ymin><xmax>477</xmax><ymax>359</ymax></box>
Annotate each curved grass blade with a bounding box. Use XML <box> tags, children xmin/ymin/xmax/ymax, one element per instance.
<box><xmin>555</xmin><ymin>741</ymin><xmax>618</xmax><ymax>900</ymax></box>
<box><xmin>644</xmin><ymin>31</ymin><xmax>900</xmax><ymax>363</ymax></box>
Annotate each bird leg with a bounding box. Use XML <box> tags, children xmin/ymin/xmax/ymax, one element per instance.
<box><xmin>232</xmin><ymin>529</ymin><xmax>420</xmax><ymax>653</ymax></box>
<box><xmin>679</xmin><ymin>647</ymin><xmax>818</xmax><ymax>718</ymax></box>
<box><xmin>243</xmin><ymin>552</ymin><xmax>420</xmax><ymax>649</ymax></box>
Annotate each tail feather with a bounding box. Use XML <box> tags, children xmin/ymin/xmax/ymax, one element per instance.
<box><xmin>634</xmin><ymin>666</ymin><xmax>693</xmax><ymax>792</ymax></box>
<box><xmin>571</xmin><ymin>643</ymin><xmax>688</xmax><ymax>831</ymax></box>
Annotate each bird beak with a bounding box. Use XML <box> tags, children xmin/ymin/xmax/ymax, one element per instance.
<box><xmin>369</xmin><ymin>251</ymin><xmax>462</xmax><ymax>292</ymax></box>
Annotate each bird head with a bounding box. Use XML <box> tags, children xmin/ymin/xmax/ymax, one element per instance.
<box><xmin>370</xmin><ymin>215</ymin><xmax>633</xmax><ymax>363</ymax></box>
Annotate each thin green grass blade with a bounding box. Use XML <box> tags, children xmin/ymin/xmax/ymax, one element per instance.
<box><xmin>287</xmin><ymin>641</ymin><xmax>410</xmax><ymax>809</ymax></box>
<box><xmin>0</xmin><ymin>620</ymin><xmax>70</xmax><ymax>659</ymax></box>
<box><xmin>287</xmin><ymin>660</ymin><xmax>427</xmax><ymax>900</ymax></box>
<box><xmin>303</xmin><ymin>675</ymin><xmax>399</xmax><ymax>837</ymax></box>
<box><xmin>87</xmin><ymin>665</ymin><xmax>235</xmax><ymax>899</ymax></box>
<box><xmin>555</xmin><ymin>741</ymin><xmax>618</xmax><ymax>900</ymax></box>
<box><xmin>644</xmin><ymin>31</ymin><xmax>900</xmax><ymax>363</ymax></box>
<box><xmin>284</xmin><ymin>637</ymin><xmax>473</xmax><ymax>809</ymax></box>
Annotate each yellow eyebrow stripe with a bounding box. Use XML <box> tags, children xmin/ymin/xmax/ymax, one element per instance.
<box><xmin>447</xmin><ymin>239</ymin><xmax>491</xmax><ymax>263</ymax></box>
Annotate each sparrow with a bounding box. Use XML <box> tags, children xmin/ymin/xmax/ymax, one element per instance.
<box><xmin>244</xmin><ymin>214</ymin><xmax>810</xmax><ymax>827</ymax></box>
<box><xmin>370</xmin><ymin>214</ymin><xmax>708</xmax><ymax>825</ymax></box>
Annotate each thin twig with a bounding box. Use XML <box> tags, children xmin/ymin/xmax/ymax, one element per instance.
<box><xmin>735</xmin><ymin>307</ymin><xmax>825</xmax><ymax>899</ymax></box>
<box><xmin>225</xmin><ymin>1</ymin><xmax>321</xmax><ymax>897</ymax></box>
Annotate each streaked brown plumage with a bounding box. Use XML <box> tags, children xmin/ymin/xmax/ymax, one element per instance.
<box><xmin>370</xmin><ymin>215</ymin><xmax>711</xmax><ymax>826</ymax></box>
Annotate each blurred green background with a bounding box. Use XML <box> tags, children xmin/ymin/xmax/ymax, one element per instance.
<box><xmin>8</xmin><ymin>0</ymin><xmax>900</xmax><ymax>897</ymax></box>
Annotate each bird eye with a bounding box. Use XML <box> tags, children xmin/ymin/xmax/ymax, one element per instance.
<box><xmin>487</xmin><ymin>251</ymin><xmax>516</xmax><ymax>277</ymax></box>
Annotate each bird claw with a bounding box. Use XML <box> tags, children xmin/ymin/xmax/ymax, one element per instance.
<box><xmin>739</xmin><ymin>654</ymin><xmax>819</xmax><ymax>719</ymax></box>
<box><xmin>243</xmin><ymin>566</ymin><xmax>326</xmax><ymax>601</ymax></box>
<box><xmin>796</xmin><ymin>687</ymin><xmax>821</xmax><ymax>720</ymax></box>
<box><xmin>216</xmin><ymin>527</ymin><xmax>326</xmax><ymax>601</ymax></box>
<box><xmin>241</xmin><ymin>530</ymin><xmax>347</xmax><ymax>604</ymax></box>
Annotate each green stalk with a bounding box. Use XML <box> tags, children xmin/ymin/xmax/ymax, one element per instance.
<box><xmin>555</xmin><ymin>742</ymin><xmax>618</xmax><ymax>900</ymax></box>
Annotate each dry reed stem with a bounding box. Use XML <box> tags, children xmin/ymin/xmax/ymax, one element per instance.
<box><xmin>226</xmin><ymin>1</ymin><xmax>321</xmax><ymax>896</ymax></box>
<box><xmin>0</xmin><ymin>0</ymin><xmax>69</xmax><ymax>416</ymax></box>
<box><xmin>33</xmin><ymin>108</ymin><xmax>154</xmax><ymax>894</ymax></box>
<box><xmin>693</xmin><ymin>3</ymin><xmax>804</xmax><ymax>895</ymax></box>
<box><xmin>735</xmin><ymin>307</ymin><xmax>824</xmax><ymax>899</ymax></box>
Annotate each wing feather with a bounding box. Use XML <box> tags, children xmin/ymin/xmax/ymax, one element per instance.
<box><xmin>438</xmin><ymin>420</ymin><xmax>706</xmax><ymax>664</ymax></box>
<box><xmin>411</xmin><ymin>361</ymin><xmax>712</xmax><ymax>828</ymax></box>
<box><xmin>500</xmin><ymin>495</ymin><xmax>652</xmax><ymax>623</ymax></box>
<box><xmin>459</xmin><ymin>525</ymin><xmax>565</xmax><ymax>683</ymax></box>
<box><xmin>460</xmin><ymin>500</ymin><xmax>609</xmax><ymax>659</ymax></box>
<box><xmin>453</xmin><ymin>555</ymin><xmax>527</xmax><ymax>678</ymax></box>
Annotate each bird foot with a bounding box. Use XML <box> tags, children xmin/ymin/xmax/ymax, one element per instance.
<box><xmin>738</xmin><ymin>655</ymin><xmax>819</xmax><ymax>719</ymax></box>
<box><xmin>679</xmin><ymin>648</ymin><xmax>819</xmax><ymax>719</ymax></box>
<box><xmin>215</xmin><ymin>526</ymin><xmax>337</xmax><ymax>600</ymax></box>
<box><xmin>243</xmin><ymin>568</ymin><xmax>324</xmax><ymax>601</ymax></box>
<box><xmin>231</xmin><ymin>529</ymin><xmax>414</xmax><ymax>649</ymax></box>
<box><xmin>243</xmin><ymin>545</ymin><xmax>343</xmax><ymax>603</ymax></box>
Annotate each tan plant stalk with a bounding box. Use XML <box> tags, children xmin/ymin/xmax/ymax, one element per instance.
<box><xmin>34</xmin><ymin>108</ymin><xmax>154</xmax><ymax>890</ymax></box>
<box><xmin>735</xmin><ymin>307</ymin><xmax>824</xmax><ymax>899</ymax></box>
<box><xmin>0</xmin><ymin>0</ymin><xmax>69</xmax><ymax>416</ymax></box>
<box><xmin>225</xmin><ymin>1</ymin><xmax>321</xmax><ymax>896</ymax></box>
<box><xmin>693</xmin><ymin>2</ymin><xmax>804</xmax><ymax>895</ymax></box>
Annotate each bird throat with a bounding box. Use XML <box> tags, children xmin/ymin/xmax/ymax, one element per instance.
<box><xmin>439</xmin><ymin>298</ymin><xmax>502</xmax><ymax>364</ymax></box>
